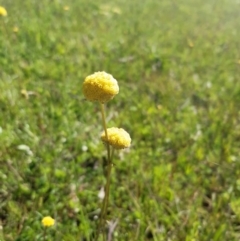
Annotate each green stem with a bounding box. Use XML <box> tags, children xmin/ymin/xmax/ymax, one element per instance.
<box><xmin>43</xmin><ymin>227</ymin><xmax>46</xmax><ymax>241</ymax></box>
<box><xmin>100</xmin><ymin>103</ymin><xmax>111</xmax><ymax>163</ymax></box>
<box><xmin>104</xmin><ymin>148</ymin><xmax>114</xmax><ymax>216</ymax></box>
<box><xmin>96</xmin><ymin>103</ymin><xmax>112</xmax><ymax>241</ymax></box>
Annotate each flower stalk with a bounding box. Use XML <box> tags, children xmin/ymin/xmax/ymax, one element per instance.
<box><xmin>41</xmin><ymin>216</ymin><xmax>55</xmax><ymax>241</ymax></box>
<box><xmin>82</xmin><ymin>71</ymin><xmax>131</xmax><ymax>241</ymax></box>
<box><xmin>96</xmin><ymin>103</ymin><xmax>112</xmax><ymax>240</ymax></box>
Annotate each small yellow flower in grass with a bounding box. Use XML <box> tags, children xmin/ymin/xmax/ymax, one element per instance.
<box><xmin>83</xmin><ymin>71</ymin><xmax>119</xmax><ymax>103</ymax></box>
<box><xmin>187</xmin><ymin>38</ymin><xmax>194</xmax><ymax>48</ymax></box>
<box><xmin>13</xmin><ymin>26</ymin><xmax>19</xmax><ymax>33</ymax></box>
<box><xmin>63</xmin><ymin>6</ymin><xmax>69</xmax><ymax>11</ymax></box>
<box><xmin>42</xmin><ymin>216</ymin><xmax>55</xmax><ymax>227</ymax></box>
<box><xmin>101</xmin><ymin>127</ymin><xmax>131</xmax><ymax>149</ymax></box>
<box><xmin>0</xmin><ymin>6</ymin><xmax>7</xmax><ymax>16</ymax></box>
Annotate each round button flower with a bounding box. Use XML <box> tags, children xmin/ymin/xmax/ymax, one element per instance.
<box><xmin>0</xmin><ymin>6</ymin><xmax>7</xmax><ymax>16</ymax></box>
<box><xmin>101</xmin><ymin>127</ymin><xmax>131</xmax><ymax>149</ymax></box>
<box><xmin>42</xmin><ymin>216</ymin><xmax>55</xmax><ymax>227</ymax></box>
<box><xmin>83</xmin><ymin>71</ymin><xmax>119</xmax><ymax>103</ymax></box>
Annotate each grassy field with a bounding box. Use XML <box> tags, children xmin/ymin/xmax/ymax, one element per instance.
<box><xmin>1</xmin><ymin>0</ymin><xmax>240</xmax><ymax>240</ymax></box>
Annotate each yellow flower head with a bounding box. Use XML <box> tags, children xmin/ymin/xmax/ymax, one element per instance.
<box><xmin>0</xmin><ymin>6</ymin><xmax>7</xmax><ymax>16</ymax></box>
<box><xmin>101</xmin><ymin>127</ymin><xmax>131</xmax><ymax>149</ymax></box>
<box><xmin>83</xmin><ymin>71</ymin><xmax>119</xmax><ymax>103</ymax></box>
<box><xmin>42</xmin><ymin>216</ymin><xmax>55</xmax><ymax>227</ymax></box>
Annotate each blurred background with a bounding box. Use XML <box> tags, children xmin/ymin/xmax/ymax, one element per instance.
<box><xmin>0</xmin><ymin>0</ymin><xmax>240</xmax><ymax>240</ymax></box>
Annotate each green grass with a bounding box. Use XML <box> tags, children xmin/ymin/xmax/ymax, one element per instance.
<box><xmin>1</xmin><ymin>0</ymin><xmax>240</xmax><ymax>240</ymax></box>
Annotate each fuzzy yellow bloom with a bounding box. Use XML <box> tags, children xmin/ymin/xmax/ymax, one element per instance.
<box><xmin>42</xmin><ymin>216</ymin><xmax>55</xmax><ymax>227</ymax></box>
<box><xmin>83</xmin><ymin>71</ymin><xmax>119</xmax><ymax>103</ymax></box>
<box><xmin>101</xmin><ymin>127</ymin><xmax>131</xmax><ymax>149</ymax></box>
<box><xmin>0</xmin><ymin>6</ymin><xmax>7</xmax><ymax>16</ymax></box>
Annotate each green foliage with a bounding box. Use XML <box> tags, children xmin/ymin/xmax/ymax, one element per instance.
<box><xmin>1</xmin><ymin>0</ymin><xmax>240</xmax><ymax>240</ymax></box>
